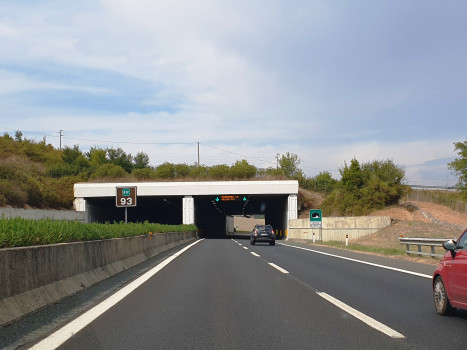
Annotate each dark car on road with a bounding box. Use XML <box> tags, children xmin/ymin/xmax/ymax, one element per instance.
<box><xmin>433</xmin><ymin>228</ymin><xmax>467</xmax><ymax>315</ymax></box>
<box><xmin>250</xmin><ymin>224</ymin><xmax>275</xmax><ymax>245</ymax></box>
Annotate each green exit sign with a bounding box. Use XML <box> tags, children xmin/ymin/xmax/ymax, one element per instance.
<box><xmin>122</xmin><ymin>188</ymin><xmax>131</xmax><ymax>196</ymax></box>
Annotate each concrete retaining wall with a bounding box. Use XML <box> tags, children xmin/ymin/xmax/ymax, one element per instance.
<box><xmin>0</xmin><ymin>231</ymin><xmax>196</xmax><ymax>327</ymax></box>
<box><xmin>288</xmin><ymin>216</ymin><xmax>391</xmax><ymax>242</ymax></box>
<box><xmin>0</xmin><ymin>207</ymin><xmax>85</xmax><ymax>222</ymax></box>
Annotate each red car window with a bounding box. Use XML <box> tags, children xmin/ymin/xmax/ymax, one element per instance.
<box><xmin>457</xmin><ymin>230</ymin><xmax>467</xmax><ymax>249</ymax></box>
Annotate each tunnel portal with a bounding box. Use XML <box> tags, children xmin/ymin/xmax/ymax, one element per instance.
<box><xmin>74</xmin><ymin>181</ymin><xmax>298</xmax><ymax>237</ymax></box>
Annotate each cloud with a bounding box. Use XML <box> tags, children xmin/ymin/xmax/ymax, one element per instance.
<box><xmin>0</xmin><ymin>0</ymin><xmax>466</xmax><ymax>187</ymax></box>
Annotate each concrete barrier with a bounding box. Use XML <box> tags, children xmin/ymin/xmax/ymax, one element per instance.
<box><xmin>0</xmin><ymin>207</ymin><xmax>85</xmax><ymax>222</ymax></box>
<box><xmin>0</xmin><ymin>231</ymin><xmax>196</xmax><ymax>327</ymax></box>
<box><xmin>287</xmin><ymin>216</ymin><xmax>391</xmax><ymax>242</ymax></box>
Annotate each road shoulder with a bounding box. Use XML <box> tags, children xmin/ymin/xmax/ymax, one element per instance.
<box><xmin>281</xmin><ymin>240</ymin><xmax>437</xmax><ymax>276</ymax></box>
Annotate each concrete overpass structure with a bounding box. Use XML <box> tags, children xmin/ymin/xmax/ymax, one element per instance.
<box><xmin>74</xmin><ymin>181</ymin><xmax>298</xmax><ymax>236</ymax></box>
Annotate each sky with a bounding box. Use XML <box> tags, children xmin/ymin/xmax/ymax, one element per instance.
<box><xmin>0</xmin><ymin>0</ymin><xmax>466</xmax><ymax>186</ymax></box>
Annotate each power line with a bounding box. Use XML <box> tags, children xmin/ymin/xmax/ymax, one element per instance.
<box><xmin>63</xmin><ymin>136</ymin><xmax>196</xmax><ymax>145</ymax></box>
<box><xmin>200</xmin><ymin>143</ymin><xmax>276</xmax><ymax>166</ymax></box>
<box><xmin>0</xmin><ymin>126</ymin><xmax>58</xmax><ymax>138</ymax></box>
<box><xmin>0</xmin><ymin>127</ymin><xmax>342</xmax><ymax>175</ymax></box>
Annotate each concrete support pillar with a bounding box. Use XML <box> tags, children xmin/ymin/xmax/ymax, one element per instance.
<box><xmin>74</xmin><ymin>197</ymin><xmax>86</xmax><ymax>212</ymax></box>
<box><xmin>183</xmin><ymin>196</ymin><xmax>195</xmax><ymax>225</ymax></box>
<box><xmin>287</xmin><ymin>194</ymin><xmax>298</xmax><ymax>230</ymax></box>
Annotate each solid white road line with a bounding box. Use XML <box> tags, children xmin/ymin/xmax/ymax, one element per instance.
<box><xmin>29</xmin><ymin>239</ymin><xmax>205</xmax><ymax>350</ymax></box>
<box><xmin>243</xmin><ymin>247</ymin><xmax>248</xmax><ymax>250</ymax></box>
<box><xmin>278</xmin><ymin>243</ymin><xmax>431</xmax><ymax>279</ymax></box>
<box><xmin>268</xmin><ymin>263</ymin><xmax>289</xmax><ymax>274</ymax></box>
<box><xmin>317</xmin><ymin>292</ymin><xmax>405</xmax><ymax>339</ymax></box>
<box><xmin>251</xmin><ymin>252</ymin><xmax>260</xmax><ymax>257</ymax></box>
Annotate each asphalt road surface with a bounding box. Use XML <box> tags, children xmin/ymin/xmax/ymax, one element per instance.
<box><xmin>12</xmin><ymin>238</ymin><xmax>467</xmax><ymax>349</ymax></box>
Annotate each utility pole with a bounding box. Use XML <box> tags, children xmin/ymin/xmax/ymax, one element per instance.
<box><xmin>198</xmin><ymin>142</ymin><xmax>200</xmax><ymax>167</ymax></box>
<box><xmin>276</xmin><ymin>153</ymin><xmax>280</xmax><ymax>169</ymax></box>
<box><xmin>59</xmin><ymin>130</ymin><xmax>64</xmax><ymax>150</ymax></box>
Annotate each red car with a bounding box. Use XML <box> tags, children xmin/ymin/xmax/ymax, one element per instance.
<box><xmin>433</xmin><ymin>228</ymin><xmax>467</xmax><ymax>315</ymax></box>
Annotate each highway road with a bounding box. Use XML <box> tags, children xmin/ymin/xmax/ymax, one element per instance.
<box><xmin>5</xmin><ymin>237</ymin><xmax>467</xmax><ymax>350</ymax></box>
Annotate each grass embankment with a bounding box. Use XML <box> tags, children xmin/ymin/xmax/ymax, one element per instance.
<box><xmin>300</xmin><ymin>221</ymin><xmax>463</xmax><ymax>265</ymax></box>
<box><xmin>0</xmin><ymin>217</ymin><xmax>197</xmax><ymax>248</ymax></box>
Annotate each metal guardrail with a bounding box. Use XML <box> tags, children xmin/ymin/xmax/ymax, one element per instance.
<box><xmin>398</xmin><ymin>237</ymin><xmax>452</xmax><ymax>258</ymax></box>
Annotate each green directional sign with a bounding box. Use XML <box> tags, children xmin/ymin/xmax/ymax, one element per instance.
<box><xmin>215</xmin><ymin>197</ymin><xmax>220</xmax><ymax>202</ymax></box>
<box><xmin>243</xmin><ymin>197</ymin><xmax>247</xmax><ymax>201</ymax></box>
<box><xmin>310</xmin><ymin>209</ymin><xmax>322</xmax><ymax>228</ymax></box>
<box><xmin>122</xmin><ymin>188</ymin><xmax>131</xmax><ymax>196</ymax></box>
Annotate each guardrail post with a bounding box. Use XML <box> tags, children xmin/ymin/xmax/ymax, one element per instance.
<box><xmin>418</xmin><ymin>245</ymin><xmax>422</xmax><ymax>254</ymax></box>
<box><xmin>406</xmin><ymin>244</ymin><xmax>410</xmax><ymax>255</ymax></box>
<box><xmin>431</xmin><ymin>246</ymin><xmax>435</xmax><ymax>256</ymax></box>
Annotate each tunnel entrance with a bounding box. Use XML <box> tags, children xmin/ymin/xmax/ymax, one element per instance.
<box><xmin>74</xmin><ymin>181</ymin><xmax>298</xmax><ymax>239</ymax></box>
<box><xmin>194</xmin><ymin>194</ymin><xmax>289</xmax><ymax>239</ymax></box>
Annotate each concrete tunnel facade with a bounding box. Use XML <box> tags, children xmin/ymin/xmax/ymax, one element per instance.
<box><xmin>74</xmin><ymin>181</ymin><xmax>298</xmax><ymax>237</ymax></box>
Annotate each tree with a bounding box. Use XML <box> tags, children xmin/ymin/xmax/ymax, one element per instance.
<box><xmin>322</xmin><ymin>157</ymin><xmax>406</xmax><ymax>216</ymax></box>
<box><xmin>229</xmin><ymin>160</ymin><xmax>256</xmax><ymax>179</ymax></box>
<box><xmin>340</xmin><ymin>159</ymin><xmax>364</xmax><ymax>192</ymax></box>
<box><xmin>107</xmin><ymin>147</ymin><xmax>133</xmax><ymax>173</ymax></box>
<box><xmin>361</xmin><ymin>159</ymin><xmax>405</xmax><ymax>186</ymax></box>
<box><xmin>85</xmin><ymin>146</ymin><xmax>108</xmax><ymax>167</ymax></box>
<box><xmin>448</xmin><ymin>138</ymin><xmax>467</xmax><ymax>193</ymax></box>
<box><xmin>62</xmin><ymin>145</ymin><xmax>82</xmax><ymax>164</ymax></box>
<box><xmin>133</xmin><ymin>151</ymin><xmax>150</xmax><ymax>170</ymax></box>
<box><xmin>279</xmin><ymin>152</ymin><xmax>301</xmax><ymax>178</ymax></box>
<box><xmin>308</xmin><ymin>171</ymin><xmax>338</xmax><ymax>193</ymax></box>
<box><xmin>14</xmin><ymin>130</ymin><xmax>23</xmax><ymax>142</ymax></box>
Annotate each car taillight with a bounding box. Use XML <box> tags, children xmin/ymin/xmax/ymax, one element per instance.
<box><xmin>271</xmin><ymin>230</ymin><xmax>274</xmax><ymax>234</ymax></box>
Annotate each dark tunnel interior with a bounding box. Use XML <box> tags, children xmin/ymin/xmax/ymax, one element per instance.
<box><xmin>85</xmin><ymin>194</ymin><xmax>290</xmax><ymax>239</ymax></box>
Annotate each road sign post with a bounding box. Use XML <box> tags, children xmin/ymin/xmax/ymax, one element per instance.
<box><xmin>116</xmin><ymin>186</ymin><xmax>137</xmax><ymax>224</ymax></box>
<box><xmin>310</xmin><ymin>209</ymin><xmax>322</xmax><ymax>242</ymax></box>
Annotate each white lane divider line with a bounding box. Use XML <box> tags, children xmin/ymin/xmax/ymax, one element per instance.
<box><xmin>278</xmin><ymin>243</ymin><xmax>431</xmax><ymax>279</ymax></box>
<box><xmin>251</xmin><ymin>252</ymin><xmax>260</xmax><ymax>257</ymax></box>
<box><xmin>268</xmin><ymin>263</ymin><xmax>289</xmax><ymax>274</ymax></box>
<box><xmin>317</xmin><ymin>292</ymin><xmax>405</xmax><ymax>339</ymax></box>
<box><xmin>29</xmin><ymin>239</ymin><xmax>205</xmax><ymax>350</ymax></box>
<box><xmin>243</xmin><ymin>247</ymin><xmax>248</xmax><ymax>250</ymax></box>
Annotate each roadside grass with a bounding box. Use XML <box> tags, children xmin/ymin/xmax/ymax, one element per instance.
<box><xmin>310</xmin><ymin>240</ymin><xmax>406</xmax><ymax>256</ymax></box>
<box><xmin>0</xmin><ymin>216</ymin><xmax>197</xmax><ymax>248</ymax></box>
<box><xmin>296</xmin><ymin>220</ymin><xmax>464</xmax><ymax>265</ymax></box>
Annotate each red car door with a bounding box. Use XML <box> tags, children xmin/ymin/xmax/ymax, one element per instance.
<box><xmin>448</xmin><ymin>230</ymin><xmax>467</xmax><ymax>304</ymax></box>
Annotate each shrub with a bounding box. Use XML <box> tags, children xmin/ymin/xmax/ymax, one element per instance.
<box><xmin>132</xmin><ymin>167</ymin><xmax>156</xmax><ymax>180</ymax></box>
<box><xmin>321</xmin><ymin>158</ymin><xmax>406</xmax><ymax>216</ymax></box>
<box><xmin>208</xmin><ymin>164</ymin><xmax>230</xmax><ymax>179</ymax></box>
<box><xmin>154</xmin><ymin>162</ymin><xmax>175</xmax><ymax>178</ymax></box>
<box><xmin>229</xmin><ymin>160</ymin><xmax>256</xmax><ymax>179</ymax></box>
<box><xmin>90</xmin><ymin>164</ymin><xmax>128</xmax><ymax>180</ymax></box>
